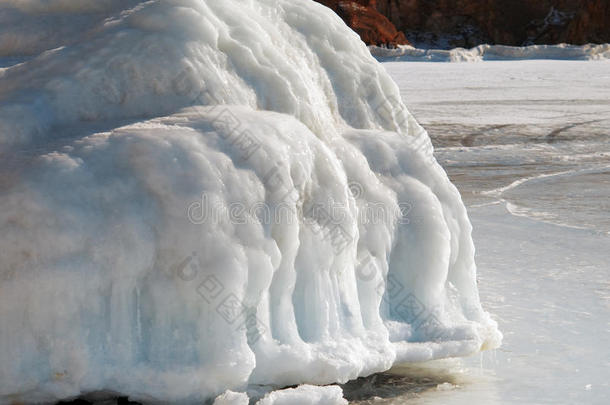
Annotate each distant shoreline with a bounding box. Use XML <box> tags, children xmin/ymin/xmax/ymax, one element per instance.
<box><xmin>370</xmin><ymin>43</ymin><xmax>610</xmax><ymax>62</ymax></box>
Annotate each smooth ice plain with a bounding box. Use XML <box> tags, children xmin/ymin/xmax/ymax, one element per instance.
<box><xmin>370</xmin><ymin>59</ymin><xmax>610</xmax><ymax>405</ymax></box>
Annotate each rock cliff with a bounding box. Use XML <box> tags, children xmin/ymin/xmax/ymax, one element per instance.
<box><xmin>316</xmin><ymin>0</ymin><xmax>409</xmax><ymax>46</ymax></box>
<box><xmin>316</xmin><ymin>0</ymin><xmax>610</xmax><ymax>48</ymax></box>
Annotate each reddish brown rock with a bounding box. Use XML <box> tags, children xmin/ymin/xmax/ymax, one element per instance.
<box><xmin>562</xmin><ymin>0</ymin><xmax>610</xmax><ymax>44</ymax></box>
<box><xmin>316</xmin><ymin>0</ymin><xmax>409</xmax><ymax>47</ymax></box>
<box><xmin>319</xmin><ymin>0</ymin><xmax>610</xmax><ymax>48</ymax></box>
<box><xmin>373</xmin><ymin>0</ymin><xmax>610</xmax><ymax>47</ymax></box>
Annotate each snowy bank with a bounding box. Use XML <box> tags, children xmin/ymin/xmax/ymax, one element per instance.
<box><xmin>370</xmin><ymin>43</ymin><xmax>610</xmax><ymax>62</ymax></box>
<box><xmin>0</xmin><ymin>0</ymin><xmax>500</xmax><ymax>403</ymax></box>
<box><xmin>255</xmin><ymin>385</ymin><xmax>347</xmax><ymax>405</ymax></box>
<box><xmin>212</xmin><ymin>385</ymin><xmax>346</xmax><ymax>405</ymax></box>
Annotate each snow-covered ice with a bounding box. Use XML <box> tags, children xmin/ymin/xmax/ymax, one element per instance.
<box><xmin>213</xmin><ymin>385</ymin><xmax>347</xmax><ymax>405</ymax></box>
<box><xmin>256</xmin><ymin>385</ymin><xmax>347</xmax><ymax>405</ymax></box>
<box><xmin>212</xmin><ymin>390</ymin><xmax>249</xmax><ymax>405</ymax></box>
<box><xmin>0</xmin><ymin>0</ymin><xmax>499</xmax><ymax>403</ymax></box>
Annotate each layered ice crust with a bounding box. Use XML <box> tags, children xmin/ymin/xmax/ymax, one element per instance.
<box><xmin>0</xmin><ymin>0</ymin><xmax>500</xmax><ymax>403</ymax></box>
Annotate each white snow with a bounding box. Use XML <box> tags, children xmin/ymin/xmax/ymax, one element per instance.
<box><xmin>371</xmin><ymin>43</ymin><xmax>610</xmax><ymax>62</ymax></box>
<box><xmin>0</xmin><ymin>0</ymin><xmax>499</xmax><ymax>403</ymax></box>
<box><xmin>255</xmin><ymin>385</ymin><xmax>347</xmax><ymax>405</ymax></box>
<box><xmin>213</xmin><ymin>390</ymin><xmax>249</xmax><ymax>405</ymax></box>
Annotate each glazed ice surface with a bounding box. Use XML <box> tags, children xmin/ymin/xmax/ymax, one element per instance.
<box><xmin>0</xmin><ymin>1</ymin><xmax>499</xmax><ymax>403</ymax></box>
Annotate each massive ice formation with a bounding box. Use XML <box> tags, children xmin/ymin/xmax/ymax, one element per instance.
<box><xmin>0</xmin><ymin>0</ymin><xmax>501</xmax><ymax>403</ymax></box>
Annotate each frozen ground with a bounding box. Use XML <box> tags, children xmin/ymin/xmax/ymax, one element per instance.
<box><xmin>366</xmin><ymin>59</ymin><xmax>610</xmax><ymax>404</ymax></box>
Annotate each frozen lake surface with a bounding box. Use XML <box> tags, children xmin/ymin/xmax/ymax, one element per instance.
<box><xmin>364</xmin><ymin>60</ymin><xmax>610</xmax><ymax>404</ymax></box>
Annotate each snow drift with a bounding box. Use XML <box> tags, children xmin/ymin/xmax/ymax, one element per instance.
<box><xmin>370</xmin><ymin>43</ymin><xmax>610</xmax><ymax>62</ymax></box>
<box><xmin>0</xmin><ymin>0</ymin><xmax>500</xmax><ymax>403</ymax></box>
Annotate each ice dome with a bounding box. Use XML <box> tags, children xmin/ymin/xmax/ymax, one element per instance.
<box><xmin>0</xmin><ymin>0</ymin><xmax>500</xmax><ymax>403</ymax></box>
